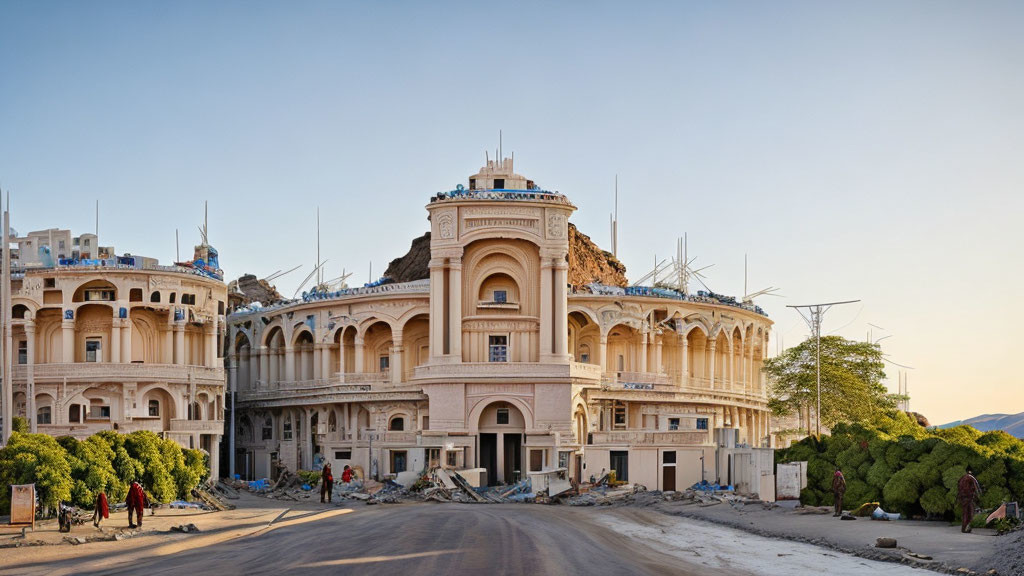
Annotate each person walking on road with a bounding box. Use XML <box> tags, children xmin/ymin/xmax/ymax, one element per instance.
<box><xmin>321</xmin><ymin>463</ymin><xmax>334</xmax><ymax>503</ymax></box>
<box><xmin>93</xmin><ymin>491</ymin><xmax>109</xmax><ymax>528</ymax></box>
<box><xmin>957</xmin><ymin>468</ymin><xmax>982</xmax><ymax>533</ymax></box>
<box><xmin>832</xmin><ymin>468</ymin><xmax>846</xmax><ymax>517</ymax></box>
<box><xmin>126</xmin><ymin>481</ymin><xmax>148</xmax><ymax>528</ymax></box>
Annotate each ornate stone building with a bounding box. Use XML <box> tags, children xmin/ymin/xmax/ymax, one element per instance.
<box><xmin>6</xmin><ymin>230</ymin><xmax>228</xmax><ymax>479</ymax></box>
<box><xmin>228</xmin><ymin>157</ymin><xmax>772</xmax><ymax>490</ymax></box>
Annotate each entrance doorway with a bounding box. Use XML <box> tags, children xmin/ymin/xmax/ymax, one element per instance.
<box><xmin>610</xmin><ymin>450</ymin><xmax>629</xmax><ymax>482</ymax></box>
<box><xmin>480</xmin><ymin>433</ymin><xmax>498</xmax><ymax>486</ymax></box>
<box><xmin>662</xmin><ymin>450</ymin><xmax>676</xmax><ymax>491</ymax></box>
<box><xmin>503</xmin><ymin>433</ymin><xmax>522</xmax><ymax>484</ymax></box>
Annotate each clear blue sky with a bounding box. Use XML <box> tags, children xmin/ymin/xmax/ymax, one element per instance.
<box><xmin>2</xmin><ymin>1</ymin><xmax>1022</xmax><ymax>425</ymax></box>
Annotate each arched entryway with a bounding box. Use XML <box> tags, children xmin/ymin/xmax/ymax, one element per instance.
<box><xmin>476</xmin><ymin>401</ymin><xmax>526</xmax><ymax>486</ymax></box>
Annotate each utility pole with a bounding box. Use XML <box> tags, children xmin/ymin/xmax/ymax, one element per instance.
<box><xmin>787</xmin><ymin>300</ymin><xmax>859</xmax><ymax>438</ymax></box>
<box><xmin>1</xmin><ymin>192</ymin><xmax>10</xmax><ymax>446</ymax></box>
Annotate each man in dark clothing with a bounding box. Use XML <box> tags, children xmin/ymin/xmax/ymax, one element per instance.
<box><xmin>832</xmin><ymin>468</ymin><xmax>847</xmax><ymax>517</ymax></box>
<box><xmin>126</xmin><ymin>481</ymin><xmax>147</xmax><ymax>528</ymax></box>
<box><xmin>321</xmin><ymin>463</ymin><xmax>334</xmax><ymax>503</ymax></box>
<box><xmin>957</xmin><ymin>469</ymin><xmax>982</xmax><ymax>533</ymax></box>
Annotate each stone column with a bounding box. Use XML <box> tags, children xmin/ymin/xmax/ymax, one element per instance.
<box><xmin>655</xmin><ymin>337</ymin><xmax>663</xmax><ymax>374</ymax></box>
<box><xmin>110</xmin><ymin>318</ymin><xmax>121</xmax><ymax>364</ymax></box>
<box><xmin>390</xmin><ymin>332</ymin><xmax>403</xmax><ymax>385</ymax></box>
<box><xmin>284</xmin><ymin>346</ymin><xmax>295</xmax><ymax>382</ymax></box>
<box><xmin>680</xmin><ymin>337</ymin><xmax>689</xmax><ymax>387</ymax></box>
<box><xmin>552</xmin><ymin>260</ymin><xmax>569</xmax><ymax>360</ymax></box>
<box><xmin>708</xmin><ymin>339</ymin><xmax>716</xmax><ymax>390</ymax></box>
<box><xmin>338</xmin><ymin>337</ymin><xmax>348</xmax><ymax>377</ymax></box>
<box><xmin>173</xmin><ymin>323</ymin><xmax>185</xmax><ymax>365</ymax></box>
<box><xmin>539</xmin><ymin>259</ymin><xmax>553</xmax><ymax>359</ymax></box>
<box><xmin>448</xmin><ymin>258</ymin><xmax>462</xmax><ymax>360</ymax></box>
<box><xmin>121</xmin><ymin>310</ymin><xmax>132</xmax><ymax>363</ymax></box>
<box><xmin>62</xmin><ymin>317</ymin><xmax>75</xmax><ymax>362</ymax></box>
<box><xmin>313</xmin><ymin>344</ymin><xmax>322</xmax><ymax>381</ymax></box>
<box><xmin>428</xmin><ymin>259</ymin><xmax>445</xmax><ymax>359</ymax></box>
<box><xmin>597</xmin><ymin>334</ymin><xmax>607</xmax><ymax>374</ymax></box>
<box><xmin>25</xmin><ymin>321</ymin><xmax>36</xmax><ymax>432</ymax></box>
<box><xmin>639</xmin><ymin>332</ymin><xmax>648</xmax><ymax>373</ymax></box>
<box><xmin>209</xmin><ymin>434</ymin><xmax>221</xmax><ymax>482</ymax></box>
<box><xmin>210</xmin><ymin>311</ymin><xmax>219</xmax><ymax>367</ymax></box>
<box><xmin>354</xmin><ymin>336</ymin><xmax>365</xmax><ymax>373</ymax></box>
<box><xmin>258</xmin><ymin>347</ymin><xmax>269</xmax><ymax>386</ymax></box>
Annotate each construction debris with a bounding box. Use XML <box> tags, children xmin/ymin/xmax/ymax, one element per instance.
<box><xmin>170</xmin><ymin>523</ymin><xmax>201</xmax><ymax>534</ymax></box>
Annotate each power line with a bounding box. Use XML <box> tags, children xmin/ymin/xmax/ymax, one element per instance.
<box><xmin>787</xmin><ymin>299</ymin><xmax>860</xmax><ymax>439</ymax></box>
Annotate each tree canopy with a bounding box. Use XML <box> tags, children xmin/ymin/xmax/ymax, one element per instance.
<box><xmin>764</xmin><ymin>335</ymin><xmax>892</xmax><ymax>429</ymax></box>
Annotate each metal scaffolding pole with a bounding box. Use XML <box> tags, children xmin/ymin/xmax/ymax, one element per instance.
<box><xmin>787</xmin><ymin>300</ymin><xmax>859</xmax><ymax>438</ymax></box>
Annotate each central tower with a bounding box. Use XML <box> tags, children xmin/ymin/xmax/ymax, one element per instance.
<box><xmin>417</xmin><ymin>156</ymin><xmax>578</xmax><ymax>485</ymax></box>
<box><xmin>425</xmin><ymin>156</ymin><xmax>575</xmax><ymax>365</ymax></box>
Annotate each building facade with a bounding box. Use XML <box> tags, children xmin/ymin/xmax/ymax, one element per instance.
<box><xmin>6</xmin><ymin>229</ymin><xmax>228</xmax><ymax>479</ymax></box>
<box><xmin>228</xmin><ymin>158</ymin><xmax>773</xmax><ymax>490</ymax></box>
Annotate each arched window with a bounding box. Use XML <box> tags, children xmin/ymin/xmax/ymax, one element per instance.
<box><xmin>388</xmin><ymin>416</ymin><xmax>405</xmax><ymax>431</ymax></box>
<box><xmin>150</xmin><ymin>292</ymin><xmax>161</xmax><ymax>303</ymax></box>
<box><xmin>37</xmin><ymin>406</ymin><xmax>52</xmax><ymax>425</ymax></box>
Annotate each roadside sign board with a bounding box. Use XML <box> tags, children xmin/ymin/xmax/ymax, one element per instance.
<box><xmin>10</xmin><ymin>484</ymin><xmax>36</xmax><ymax>529</ymax></box>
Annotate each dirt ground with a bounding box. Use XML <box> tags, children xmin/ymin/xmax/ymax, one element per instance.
<box><xmin>1</xmin><ymin>493</ymin><xmax>1018</xmax><ymax>575</ymax></box>
<box><xmin>639</xmin><ymin>497</ymin><xmax>1015</xmax><ymax>575</ymax></box>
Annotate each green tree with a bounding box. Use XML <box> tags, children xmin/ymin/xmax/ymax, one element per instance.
<box><xmin>765</xmin><ymin>335</ymin><xmax>891</xmax><ymax>429</ymax></box>
<box><xmin>0</xmin><ymin>432</ymin><xmax>72</xmax><ymax>515</ymax></box>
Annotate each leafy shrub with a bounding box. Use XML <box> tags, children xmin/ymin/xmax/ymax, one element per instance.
<box><xmin>0</xmin><ymin>432</ymin><xmax>72</xmax><ymax>514</ymax></box>
<box><xmin>777</xmin><ymin>419</ymin><xmax>1024</xmax><ymax>521</ymax></box>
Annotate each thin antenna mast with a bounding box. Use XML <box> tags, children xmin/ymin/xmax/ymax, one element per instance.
<box><xmin>787</xmin><ymin>299</ymin><xmax>860</xmax><ymax>438</ymax></box>
<box><xmin>175</xmin><ymin>229</ymin><xmax>180</xmax><ymax>262</ymax></box>
<box><xmin>95</xmin><ymin>200</ymin><xmax>99</xmax><ymax>237</ymax></box>
<box><xmin>316</xmin><ymin>207</ymin><xmax>321</xmax><ymax>286</ymax></box>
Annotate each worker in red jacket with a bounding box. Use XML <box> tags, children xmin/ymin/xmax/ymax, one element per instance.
<box><xmin>126</xmin><ymin>481</ymin><xmax>148</xmax><ymax>528</ymax></box>
<box><xmin>341</xmin><ymin>465</ymin><xmax>353</xmax><ymax>484</ymax></box>
<box><xmin>93</xmin><ymin>492</ymin><xmax>109</xmax><ymax>528</ymax></box>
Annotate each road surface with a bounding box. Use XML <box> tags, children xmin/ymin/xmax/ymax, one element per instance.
<box><xmin>2</xmin><ymin>502</ymin><xmax>722</xmax><ymax>576</ymax></box>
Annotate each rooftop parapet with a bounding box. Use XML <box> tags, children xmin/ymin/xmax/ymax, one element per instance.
<box><xmin>430</xmin><ymin>185</ymin><xmax>572</xmax><ymax>205</ymax></box>
<box><xmin>580</xmin><ymin>283</ymin><xmax>769</xmax><ymax>317</ymax></box>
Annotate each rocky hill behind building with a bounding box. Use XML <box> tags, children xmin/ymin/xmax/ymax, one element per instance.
<box><xmin>229</xmin><ymin>273</ymin><xmax>284</xmax><ymax>307</ymax></box>
<box><xmin>383</xmin><ymin>224</ymin><xmax>627</xmax><ymax>287</ymax></box>
<box><xmin>568</xmin><ymin>222</ymin><xmax>627</xmax><ymax>287</ymax></box>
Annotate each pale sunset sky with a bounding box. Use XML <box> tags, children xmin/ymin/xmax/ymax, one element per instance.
<box><xmin>1</xmin><ymin>1</ymin><xmax>1021</xmax><ymax>425</ymax></box>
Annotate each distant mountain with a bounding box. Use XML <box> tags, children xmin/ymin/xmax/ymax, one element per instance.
<box><xmin>937</xmin><ymin>412</ymin><xmax>1024</xmax><ymax>438</ymax></box>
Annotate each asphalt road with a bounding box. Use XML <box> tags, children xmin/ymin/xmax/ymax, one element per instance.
<box><xmin>6</xmin><ymin>503</ymin><xmax>717</xmax><ymax>576</ymax></box>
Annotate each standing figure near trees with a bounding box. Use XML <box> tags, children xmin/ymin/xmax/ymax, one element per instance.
<box><xmin>957</xmin><ymin>468</ymin><xmax>982</xmax><ymax>533</ymax></box>
<box><xmin>93</xmin><ymin>491</ymin><xmax>109</xmax><ymax>528</ymax></box>
<box><xmin>320</xmin><ymin>463</ymin><xmax>334</xmax><ymax>503</ymax></box>
<box><xmin>126</xmin><ymin>481</ymin><xmax>148</xmax><ymax>528</ymax></box>
<box><xmin>832</xmin><ymin>468</ymin><xmax>846</xmax><ymax>517</ymax></box>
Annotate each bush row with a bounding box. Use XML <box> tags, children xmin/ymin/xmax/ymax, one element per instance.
<box><xmin>0</xmin><ymin>425</ymin><xmax>208</xmax><ymax>515</ymax></box>
<box><xmin>777</xmin><ymin>413</ymin><xmax>1024</xmax><ymax>520</ymax></box>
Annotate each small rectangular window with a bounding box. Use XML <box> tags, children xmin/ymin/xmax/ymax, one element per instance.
<box><xmin>17</xmin><ymin>341</ymin><xmax>27</xmax><ymax>365</ymax></box>
<box><xmin>668</xmin><ymin>418</ymin><xmax>680</xmax><ymax>431</ymax></box>
<box><xmin>697</xmin><ymin>418</ymin><xmax>709</xmax><ymax>431</ymax></box>
<box><xmin>335</xmin><ymin>450</ymin><xmax>352</xmax><ymax>460</ymax></box>
<box><xmin>496</xmin><ymin>408</ymin><xmax>509</xmax><ymax>425</ymax></box>
<box><xmin>663</xmin><ymin>451</ymin><xmax>677</xmax><ymax>464</ymax></box>
<box><xmin>613</xmin><ymin>403</ymin><xmax>626</xmax><ymax>427</ymax></box>
<box><xmin>558</xmin><ymin>451</ymin><xmax>571</xmax><ymax>469</ymax></box>
<box><xmin>493</xmin><ymin>178</ymin><xmax>505</xmax><ymax>189</ymax></box>
<box><xmin>148</xmin><ymin>400</ymin><xmax>160</xmax><ymax>417</ymax></box>
<box><xmin>493</xmin><ymin>290</ymin><xmax>507</xmax><ymax>303</ymax></box>
<box><xmin>37</xmin><ymin>406</ymin><xmax>52</xmax><ymax>425</ymax></box>
<box><xmin>488</xmin><ymin>335</ymin><xmax>508</xmax><ymax>363</ymax></box>
<box><xmin>379</xmin><ymin>355</ymin><xmax>390</xmax><ymax>371</ymax></box>
<box><xmin>580</xmin><ymin>353</ymin><xmax>590</xmax><ymax>363</ymax></box>
<box><xmin>85</xmin><ymin>339</ymin><xmax>101</xmax><ymax>362</ymax></box>
<box><xmin>447</xmin><ymin>451</ymin><xmax>458</xmax><ymax>467</ymax></box>
<box><xmin>44</xmin><ymin>278</ymin><xmax>56</xmax><ymax>288</ymax></box>
<box><xmin>90</xmin><ymin>405</ymin><xmax>110</xmax><ymax>419</ymax></box>
<box><xmin>469</xmin><ymin>178</ymin><xmax>476</xmax><ymax>190</ymax></box>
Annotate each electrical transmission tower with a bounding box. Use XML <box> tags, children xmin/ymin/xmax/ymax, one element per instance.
<box><xmin>787</xmin><ymin>300</ymin><xmax>859</xmax><ymax>438</ymax></box>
